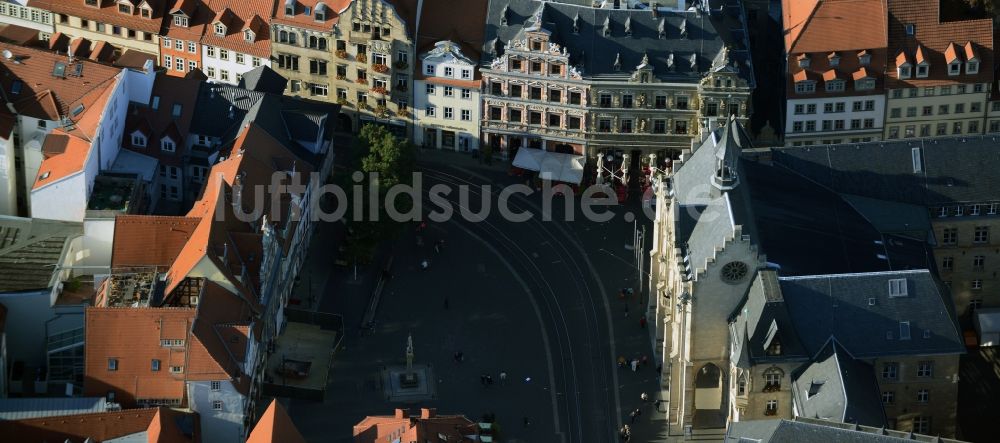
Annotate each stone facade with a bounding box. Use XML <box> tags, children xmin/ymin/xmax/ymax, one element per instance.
<box><xmin>931</xmin><ymin>209</ymin><xmax>1000</xmax><ymax>315</ymax></box>
<box><xmin>328</xmin><ymin>0</ymin><xmax>412</xmax><ymax>137</ymax></box>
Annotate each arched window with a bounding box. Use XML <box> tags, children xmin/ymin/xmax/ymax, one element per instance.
<box><xmin>278</xmin><ymin>30</ymin><xmax>288</xmax><ymax>43</ymax></box>
<box><xmin>318</xmin><ymin>37</ymin><xmax>327</xmax><ymax>50</ymax></box>
<box><xmin>288</xmin><ymin>32</ymin><xmax>298</xmax><ymax>45</ymax></box>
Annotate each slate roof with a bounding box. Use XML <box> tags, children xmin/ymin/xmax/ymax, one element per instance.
<box><xmin>189</xmin><ymin>82</ymin><xmax>267</xmax><ymax>138</ymax></box>
<box><xmin>0</xmin><ymin>397</ymin><xmax>108</xmax><ymax>420</ymax></box>
<box><xmin>731</xmin><ymin>270</ymin><xmax>809</xmax><ymax>366</ymax></box>
<box><xmin>779</xmin><ymin>270</ymin><xmax>965</xmax><ymax>358</ymax></box>
<box><xmin>725</xmin><ymin>417</ymin><xmax>968</xmax><ymax>443</ymax></box>
<box><xmin>742</xmin><ymin>159</ymin><xmax>933</xmax><ymax>276</ymax></box>
<box><xmin>0</xmin><ymin>216</ymin><xmax>81</xmax><ymax>292</ymax></box>
<box><xmin>482</xmin><ymin>0</ymin><xmax>753</xmax><ymax>83</ymax></box>
<box><xmin>771</xmin><ymin>136</ymin><xmax>1000</xmax><ymax>206</ymax></box>
<box><xmin>239</xmin><ymin>65</ymin><xmax>289</xmax><ymax>94</ymax></box>
<box><xmin>790</xmin><ymin>339</ymin><xmax>886</xmax><ymax>427</ymax></box>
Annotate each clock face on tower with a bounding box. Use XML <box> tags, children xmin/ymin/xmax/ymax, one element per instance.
<box><xmin>720</xmin><ymin>261</ymin><xmax>749</xmax><ymax>283</ymax></box>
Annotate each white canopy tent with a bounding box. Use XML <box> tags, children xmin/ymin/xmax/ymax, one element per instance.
<box><xmin>512</xmin><ymin>148</ymin><xmax>586</xmax><ymax>184</ymax></box>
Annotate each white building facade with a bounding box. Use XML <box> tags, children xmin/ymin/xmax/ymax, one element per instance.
<box><xmin>413</xmin><ymin>41</ymin><xmax>480</xmax><ymax>152</ymax></box>
<box><xmin>784</xmin><ymin>94</ymin><xmax>886</xmax><ymax>145</ymax></box>
<box><xmin>201</xmin><ymin>44</ymin><xmax>270</xmax><ymax>85</ymax></box>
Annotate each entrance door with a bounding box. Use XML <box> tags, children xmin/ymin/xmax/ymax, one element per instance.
<box><xmin>693</xmin><ymin>363</ymin><xmax>726</xmax><ymax>429</ymax></box>
<box><xmin>424</xmin><ymin>128</ymin><xmax>437</xmax><ymax>148</ymax></box>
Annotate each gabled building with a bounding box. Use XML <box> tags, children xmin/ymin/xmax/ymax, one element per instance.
<box><xmin>883</xmin><ymin>0</ymin><xmax>993</xmax><ymax>140</ymax></box>
<box><xmin>162</xmin><ymin>0</ymin><xmax>212</xmax><ymax>78</ymax></box>
<box><xmin>647</xmin><ymin>118</ymin><xmax>963</xmax><ymax>437</ymax></box>
<box><xmin>269</xmin><ymin>0</ymin><xmax>344</xmax><ymax>109</ymax></box>
<box><xmin>0</xmin><ymin>41</ymin><xmax>125</xmax><ymax>216</ymax></box>
<box><xmin>197</xmin><ymin>0</ymin><xmax>273</xmax><ymax>84</ymax></box>
<box><xmin>31</xmin><ymin>0</ymin><xmax>169</xmax><ymax>60</ymax></box>
<box><xmin>479</xmin><ymin>0</ymin><xmax>753</xmax><ymax>187</ymax></box>
<box><xmin>410</xmin><ymin>0</ymin><xmax>488</xmax><ymax>152</ymax></box>
<box><xmin>781</xmin><ymin>0</ymin><xmax>888</xmax><ymax>146</ymax></box>
<box><xmin>247</xmin><ymin>399</ymin><xmax>306</xmax><ymax>443</ymax></box>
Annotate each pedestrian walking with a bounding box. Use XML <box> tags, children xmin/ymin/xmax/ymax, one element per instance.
<box><xmin>487</xmin><ymin>375</ymin><xmax>494</xmax><ymax>386</ymax></box>
<box><xmin>641</xmin><ymin>392</ymin><xmax>649</xmax><ymax>403</ymax></box>
<box><xmin>630</xmin><ymin>359</ymin><xmax>638</xmax><ymax>372</ymax></box>
<box><xmin>617</xmin><ymin>356</ymin><xmax>626</xmax><ymax>368</ymax></box>
<box><xmin>634</xmin><ymin>408</ymin><xmax>642</xmax><ymax>420</ymax></box>
<box><xmin>499</xmin><ymin>371</ymin><xmax>507</xmax><ymax>385</ymax></box>
<box><xmin>444</xmin><ymin>296</ymin><xmax>450</xmax><ymax>310</ymax></box>
<box><xmin>619</xmin><ymin>288</ymin><xmax>627</xmax><ymax>300</ymax></box>
<box><xmin>629</xmin><ymin>409</ymin><xmax>638</xmax><ymax>424</ymax></box>
<box><xmin>639</xmin><ymin>315</ymin><xmax>647</xmax><ymax>329</ymax></box>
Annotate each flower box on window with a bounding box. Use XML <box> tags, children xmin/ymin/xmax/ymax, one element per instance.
<box><xmin>763</xmin><ymin>409</ymin><xmax>777</xmax><ymax>416</ymax></box>
<box><xmin>374</xmin><ymin>105</ymin><xmax>389</xmax><ymax>118</ymax></box>
<box><xmin>355</xmin><ymin>78</ymin><xmax>368</xmax><ymax>85</ymax></box>
<box><xmin>335</xmin><ymin>50</ymin><xmax>348</xmax><ymax>59</ymax></box>
<box><xmin>372</xmin><ymin>64</ymin><xmax>390</xmax><ymax>74</ymax></box>
<box><xmin>336</xmin><ymin>75</ymin><xmax>347</xmax><ymax>81</ymax></box>
<box><xmin>355</xmin><ymin>53</ymin><xmax>367</xmax><ymax>63</ymax></box>
<box><xmin>762</xmin><ymin>384</ymin><xmax>780</xmax><ymax>393</ymax></box>
<box><xmin>370</xmin><ymin>86</ymin><xmax>388</xmax><ymax>96</ymax></box>
<box><xmin>336</xmin><ymin>97</ymin><xmax>350</xmax><ymax>107</ymax></box>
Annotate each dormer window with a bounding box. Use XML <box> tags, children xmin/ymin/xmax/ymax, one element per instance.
<box><xmin>797</xmin><ymin>55</ymin><xmax>810</xmax><ymax>69</ymax></box>
<box><xmin>285</xmin><ymin>0</ymin><xmax>295</xmax><ymax>16</ymax></box>
<box><xmin>825</xmin><ymin>79</ymin><xmax>845</xmax><ymax>92</ymax></box>
<box><xmin>500</xmin><ymin>5</ymin><xmax>509</xmax><ymax>26</ymax></box>
<box><xmin>949</xmin><ymin>61</ymin><xmax>961</xmax><ymax>76</ymax></box>
<box><xmin>855</xmin><ymin>78</ymin><xmax>875</xmax><ymax>91</ymax></box>
<box><xmin>905</xmin><ymin>24</ymin><xmax>915</xmax><ymax>35</ymax></box>
<box><xmin>859</xmin><ymin>51</ymin><xmax>871</xmax><ymax>66</ymax></box>
<box><xmin>624</xmin><ymin>17</ymin><xmax>632</xmax><ymax>37</ymax></box>
<box><xmin>244</xmin><ymin>29</ymin><xmax>254</xmax><ymax>42</ymax></box>
<box><xmin>603</xmin><ymin>17</ymin><xmax>611</xmax><ymax>36</ymax></box>
<box><xmin>916</xmin><ymin>64</ymin><xmax>929</xmax><ymax>78</ymax></box>
<box><xmin>140</xmin><ymin>5</ymin><xmax>151</xmax><ymax>18</ymax></box>
<box><xmin>898</xmin><ymin>65</ymin><xmax>911</xmax><ymax>79</ymax></box>
<box><xmin>828</xmin><ymin>53</ymin><xmax>840</xmax><ymax>67</ymax></box>
<box><xmin>173</xmin><ymin>15</ymin><xmax>188</xmax><ymax>27</ymax></box>
<box><xmin>161</xmin><ymin>137</ymin><xmax>176</xmax><ymax>152</ymax></box>
<box><xmin>85</xmin><ymin>0</ymin><xmax>98</xmax><ymax>7</ymax></box>
<box><xmin>572</xmin><ymin>14</ymin><xmax>580</xmax><ymax>34</ymax></box>
<box><xmin>215</xmin><ymin>23</ymin><xmax>226</xmax><ymax>36</ymax></box>
<box><xmin>658</xmin><ymin>18</ymin><xmax>666</xmax><ymax>39</ymax></box>
<box><xmin>118</xmin><ymin>2</ymin><xmax>132</xmax><ymax>14</ymax></box>
<box><xmin>132</xmin><ymin>132</ymin><xmax>146</xmax><ymax>147</ymax></box>
<box><xmin>794</xmin><ymin>81</ymin><xmax>816</xmax><ymax>94</ymax></box>
<box><xmin>968</xmin><ymin>60</ymin><xmax>979</xmax><ymax>74</ymax></box>
<box><xmin>315</xmin><ymin>3</ymin><xmax>326</xmax><ymax>21</ymax></box>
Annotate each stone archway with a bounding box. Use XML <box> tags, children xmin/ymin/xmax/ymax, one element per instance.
<box><xmin>693</xmin><ymin>362</ymin><xmax>726</xmax><ymax>429</ymax></box>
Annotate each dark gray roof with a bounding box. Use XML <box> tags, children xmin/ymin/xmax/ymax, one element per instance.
<box><xmin>742</xmin><ymin>159</ymin><xmax>933</xmax><ymax>276</ymax></box>
<box><xmin>482</xmin><ymin>0</ymin><xmax>753</xmax><ymax>82</ymax></box>
<box><xmin>0</xmin><ymin>397</ymin><xmax>107</xmax><ymax>420</ymax></box>
<box><xmin>0</xmin><ymin>216</ymin><xmax>81</xmax><ymax>292</ymax></box>
<box><xmin>790</xmin><ymin>340</ymin><xmax>886</xmax><ymax>427</ymax></box>
<box><xmin>725</xmin><ymin>417</ymin><xmax>969</xmax><ymax>443</ymax></box>
<box><xmin>780</xmin><ymin>270</ymin><xmax>965</xmax><ymax>358</ymax></box>
<box><xmin>771</xmin><ymin>136</ymin><xmax>1000</xmax><ymax>206</ymax></box>
<box><xmin>238</xmin><ymin>65</ymin><xmax>288</xmax><ymax>95</ymax></box>
<box><xmin>190</xmin><ymin>83</ymin><xmax>266</xmax><ymax>139</ymax></box>
<box><xmin>840</xmin><ymin>194</ymin><xmax>932</xmax><ymax>237</ymax></box>
<box><xmin>731</xmin><ymin>270</ymin><xmax>809</xmax><ymax>365</ymax></box>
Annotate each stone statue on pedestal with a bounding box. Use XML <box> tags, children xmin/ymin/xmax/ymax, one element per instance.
<box><xmin>405</xmin><ymin>333</ymin><xmax>414</xmax><ymax>370</ymax></box>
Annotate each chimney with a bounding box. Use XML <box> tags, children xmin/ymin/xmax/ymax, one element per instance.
<box><xmin>394</xmin><ymin>409</ymin><xmax>408</xmax><ymax>419</ymax></box>
<box><xmin>420</xmin><ymin>408</ymin><xmax>436</xmax><ymax>419</ymax></box>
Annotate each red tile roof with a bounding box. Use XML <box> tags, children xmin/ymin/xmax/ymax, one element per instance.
<box><xmin>30</xmin><ymin>0</ymin><xmax>168</xmax><ymax>35</ymax></box>
<box><xmin>33</xmin><ymin>129</ymin><xmax>90</xmax><ymax>191</ymax></box>
<box><xmin>783</xmin><ymin>0</ymin><xmax>887</xmax><ymax>54</ymax></box>
<box><xmin>247</xmin><ymin>400</ymin><xmax>306</xmax><ymax>443</ymax></box>
<box><xmin>198</xmin><ymin>0</ymin><xmax>275</xmax><ymax>58</ymax></box>
<box><xmin>83</xmin><ymin>307</ymin><xmax>196</xmax><ymax>407</ymax></box>
<box><xmin>353</xmin><ymin>409</ymin><xmax>478</xmax><ymax>443</ymax></box>
<box><xmin>111</xmin><ymin>215</ymin><xmax>201</xmax><ymax>270</ymax></box>
<box><xmin>886</xmin><ymin>0</ymin><xmax>993</xmax><ymax>87</ymax></box>
<box><xmin>270</xmin><ymin>0</ymin><xmax>347</xmax><ymax>32</ymax></box>
<box><xmin>0</xmin><ymin>41</ymin><xmax>121</xmax><ymax>119</ymax></box>
<box><xmin>0</xmin><ymin>407</ymin><xmax>199</xmax><ymax>443</ymax></box>
<box><xmin>124</xmin><ymin>73</ymin><xmax>202</xmax><ymax>166</ymax></box>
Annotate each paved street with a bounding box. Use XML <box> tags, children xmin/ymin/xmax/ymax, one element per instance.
<box><xmin>285</xmin><ymin>148</ymin><xmax>663</xmax><ymax>442</ymax></box>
